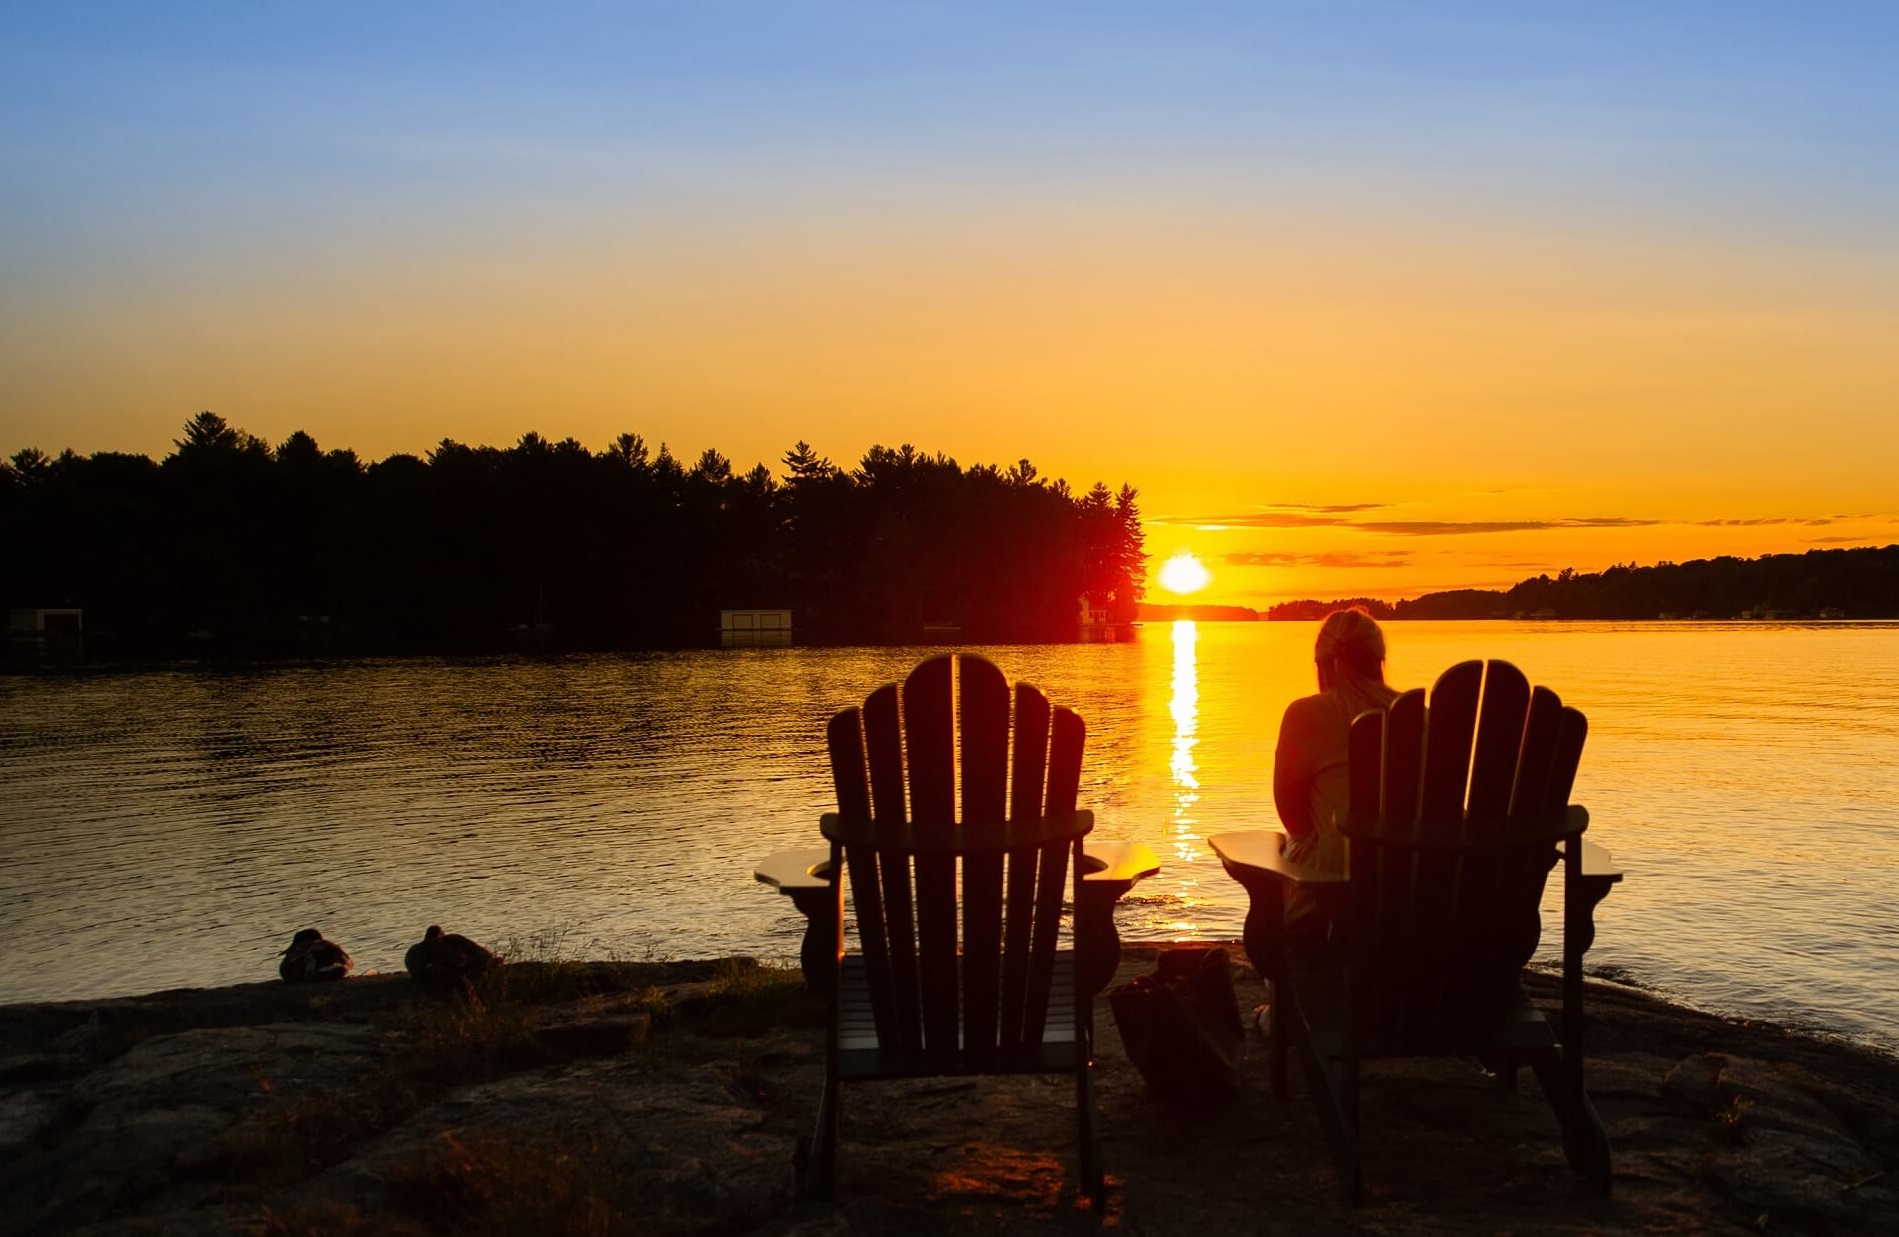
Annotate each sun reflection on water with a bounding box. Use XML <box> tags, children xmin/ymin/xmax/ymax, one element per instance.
<box><xmin>1167</xmin><ymin>619</ymin><xmax>1204</xmax><ymax>935</ymax></box>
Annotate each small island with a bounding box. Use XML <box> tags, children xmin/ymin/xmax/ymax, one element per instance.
<box><xmin>3</xmin><ymin>949</ymin><xmax>1896</xmax><ymax>1234</ymax></box>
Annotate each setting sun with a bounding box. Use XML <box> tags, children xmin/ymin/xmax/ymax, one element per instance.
<box><xmin>1158</xmin><ymin>551</ymin><xmax>1212</xmax><ymax>595</ymax></box>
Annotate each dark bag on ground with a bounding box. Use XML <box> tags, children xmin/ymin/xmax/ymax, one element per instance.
<box><xmin>1108</xmin><ymin>946</ymin><xmax>1245</xmax><ymax>1104</ymax></box>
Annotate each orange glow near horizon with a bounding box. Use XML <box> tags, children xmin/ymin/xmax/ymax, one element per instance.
<box><xmin>11</xmin><ymin>211</ymin><xmax>1892</xmax><ymax>611</ymax></box>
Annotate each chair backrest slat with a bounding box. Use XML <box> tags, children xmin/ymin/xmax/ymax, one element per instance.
<box><xmin>1511</xmin><ymin>686</ymin><xmax>1564</xmax><ymax>819</ymax></box>
<box><xmin>1497</xmin><ymin>684</ymin><xmax>1571</xmax><ymax>969</ymax></box>
<box><xmin>1466</xmin><ymin>661</ymin><xmax>1530</xmax><ymax>820</ymax></box>
<box><xmin>905</xmin><ymin>657</ymin><xmax>957</xmax><ymax>823</ymax></box>
<box><xmin>1010</xmin><ymin>685</ymin><xmax>1051</xmax><ymax>824</ymax></box>
<box><xmin>1383</xmin><ymin>690</ymin><xmax>1427</xmax><ymax>831</ymax></box>
<box><xmin>829</xmin><ymin>655</ymin><xmax>1087</xmax><ymax>1059</ymax></box>
<box><xmin>864</xmin><ymin>684</ymin><xmax>907</xmax><ymax>825</ymax></box>
<box><xmin>1347</xmin><ymin>660</ymin><xmax>1587</xmax><ymax>1048</ymax></box>
<box><xmin>999</xmin><ymin>683</ymin><xmax>1052</xmax><ymax>1049</ymax></box>
<box><xmin>1547</xmin><ymin>709</ymin><xmax>1588</xmax><ymax>812</ymax></box>
<box><xmin>1355</xmin><ymin>688</ymin><xmax>1422</xmax><ymax>1033</ymax></box>
<box><xmin>860</xmin><ymin>683</ymin><xmax>921</xmax><ymax>1050</ymax></box>
<box><xmin>1046</xmin><ymin>708</ymin><xmax>1085</xmax><ymax>816</ymax></box>
<box><xmin>903</xmin><ymin>657</ymin><xmax>959</xmax><ymax>1053</ymax></box>
<box><xmin>1419</xmin><ymin>660</ymin><xmax>1482</xmax><ymax>826</ymax></box>
<box><xmin>959</xmin><ymin>657</ymin><xmax>1011</xmax><ymax>1054</ymax></box>
<box><xmin>1446</xmin><ymin>661</ymin><xmax>1535</xmax><ymax>1031</ymax></box>
<box><xmin>829</xmin><ymin>708</ymin><xmax>895</xmax><ymax>1047</ymax></box>
<box><xmin>962</xmin><ymin>658</ymin><xmax>1011</xmax><ymax>820</ymax></box>
<box><xmin>1414</xmin><ymin>664</ymin><xmax>1480</xmax><ymax>1035</ymax></box>
<box><xmin>1024</xmin><ymin>705</ymin><xmax>1084</xmax><ymax>1042</ymax></box>
<box><xmin>1347</xmin><ymin>706</ymin><xmax>1383</xmax><ymax>827</ymax></box>
<box><xmin>829</xmin><ymin>709</ymin><xmax>873</xmax><ymax>822</ymax></box>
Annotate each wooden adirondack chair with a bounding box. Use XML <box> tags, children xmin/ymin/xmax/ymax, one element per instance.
<box><xmin>1210</xmin><ymin>659</ymin><xmax>1621</xmax><ymax>1205</ymax></box>
<box><xmin>800</xmin><ymin>653</ymin><xmax>1136</xmax><ymax>1207</ymax></box>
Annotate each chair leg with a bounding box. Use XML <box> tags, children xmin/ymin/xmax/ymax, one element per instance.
<box><xmin>1292</xmin><ymin>1007</ymin><xmax>1361</xmax><ymax>1207</ymax></box>
<box><xmin>1529</xmin><ymin>1048</ymin><xmax>1611</xmax><ymax>1195</ymax></box>
<box><xmin>1076</xmin><ymin>1061</ymin><xmax>1105</xmax><ymax>1208</ymax></box>
<box><xmin>1268</xmin><ymin>984</ymin><xmax>1289</xmax><ymax>1102</ymax></box>
<box><xmin>800</xmin><ymin>1069</ymin><xmax>840</xmax><ymax>1203</ymax></box>
<box><xmin>1573</xmin><ymin>1087</ymin><xmax>1613</xmax><ymax>1195</ymax></box>
<box><xmin>1338</xmin><ymin>1055</ymin><xmax>1361</xmax><ymax>1206</ymax></box>
<box><xmin>1529</xmin><ymin>1048</ymin><xmax>1569</xmax><ymax>1145</ymax></box>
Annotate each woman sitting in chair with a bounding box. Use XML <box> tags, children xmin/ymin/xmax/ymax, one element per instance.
<box><xmin>1274</xmin><ymin>607</ymin><xmax>1401</xmax><ymax>931</ymax></box>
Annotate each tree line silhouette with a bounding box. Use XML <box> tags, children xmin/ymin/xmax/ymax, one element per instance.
<box><xmin>2</xmin><ymin>413</ymin><xmax>1148</xmax><ymax>658</ymax></box>
<box><xmin>1265</xmin><ymin>546</ymin><xmax>1899</xmax><ymax>621</ymax></box>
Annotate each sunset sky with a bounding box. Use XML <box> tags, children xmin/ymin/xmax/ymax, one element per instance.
<box><xmin>4</xmin><ymin>4</ymin><xmax>1896</xmax><ymax>605</ymax></box>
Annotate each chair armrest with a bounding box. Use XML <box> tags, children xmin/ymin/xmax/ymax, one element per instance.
<box><xmin>754</xmin><ymin>847</ymin><xmax>833</xmax><ymax>893</ymax></box>
<box><xmin>1208</xmin><ymin>829</ymin><xmax>1347</xmax><ymax>885</ymax></box>
<box><xmin>755</xmin><ymin>847</ymin><xmax>838</xmax><ymax>997</ymax></box>
<box><xmin>1080</xmin><ymin>840</ymin><xmax>1161</xmax><ymax>886</ymax></box>
<box><xmin>1073</xmin><ymin>840</ymin><xmax>1159</xmax><ymax>1000</ymax></box>
<box><xmin>1564</xmin><ymin>838</ymin><xmax>1623</xmax><ymax>883</ymax></box>
<box><xmin>757</xmin><ymin>838</ymin><xmax>1161</xmax><ymax>889</ymax></box>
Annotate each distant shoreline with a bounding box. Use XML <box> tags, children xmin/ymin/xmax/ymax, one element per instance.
<box><xmin>1137</xmin><ymin>543</ymin><xmax>1899</xmax><ymax>624</ymax></box>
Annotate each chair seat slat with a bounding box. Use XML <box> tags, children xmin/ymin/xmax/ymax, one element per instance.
<box><xmin>838</xmin><ymin>954</ymin><xmax>1079</xmax><ymax>1054</ymax></box>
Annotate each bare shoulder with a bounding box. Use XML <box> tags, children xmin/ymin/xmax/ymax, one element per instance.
<box><xmin>1278</xmin><ymin>692</ymin><xmax>1330</xmax><ymax>738</ymax></box>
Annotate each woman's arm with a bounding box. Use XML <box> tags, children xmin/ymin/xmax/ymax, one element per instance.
<box><xmin>1274</xmin><ymin>698</ymin><xmax>1316</xmax><ymax>839</ymax></box>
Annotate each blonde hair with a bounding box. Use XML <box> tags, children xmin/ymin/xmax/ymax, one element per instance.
<box><xmin>1315</xmin><ymin>607</ymin><xmax>1398</xmax><ymax>719</ymax></box>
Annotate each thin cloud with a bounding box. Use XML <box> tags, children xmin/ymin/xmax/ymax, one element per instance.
<box><xmin>1561</xmin><ymin>517</ymin><xmax>1670</xmax><ymax>528</ymax></box>
<box><xmin>1225</xmin><ymin>550</ymin><xmax>1413</xmax><ymax>569</ymax></box>
<box><xmin>1269</xmin><ymin>502</ymin><xmax>1389</xmax><ymax>514</ymax></box>
<box><xmin>1355</xmin><ymin>520</ymin><xmax>1557</xmax><ymax>536</ymax></box>
<box><xmin>1693</xmin><ymin>516</ymin><xmax>1836</xmax><ymax>527</ymax></box>
<box><xmin>1151</xmin><ymin>512</ymin><xmax>1355</xmax><ymax>529</ymax></box>
<box><xmin>1155</xmin><ymin>509</ymin><xmax>1884</xmax><ymax>536</ymax></box>
<box><xmin>1355</xmin><ymin>517</ymin><xmax>1666</xmax><ymax>536</ymax></box>
<box><xmin>1151</xmin><ymin>502</ymin><xmax>1388</xmax><ymax>528</ymax></box>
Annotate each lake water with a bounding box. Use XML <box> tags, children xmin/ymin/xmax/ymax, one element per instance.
<box><xmin>4</xmin><ymin>622</ymin><xmax>1897</xmax><ymax>1051</ymax></box>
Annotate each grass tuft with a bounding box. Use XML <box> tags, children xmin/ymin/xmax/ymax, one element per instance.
<box><xmin>695</xmin><ymin>960</ymin><xmax>820</xmax><ymax>1037</ymax></box>
<box><xmin>261</xmin><ymin>1200</ymin><xmax>430</xmax><ymax>1237</ymax></box>
<box><xmin>229</xmin><ymin>1076</ymin><xmax>423</xmax><ymax>1177</ymax></box>
<box><xmin>1713</xmin><ymin>1094</ymin><xmax>1754</xmax><ymax>1145</ymax></box>
<box><xmin>390</xmin><ymin>1130</ymin><xmax>627</xmax><ymax>1237</ymax></box>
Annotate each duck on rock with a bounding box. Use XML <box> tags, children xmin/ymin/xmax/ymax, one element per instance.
<box><xmin>279</xmin><ymin>928</ymin><xmax>353</xmax><ymax>983</ymax></box>
<box><xmin>405</xmin><ymin>925</ymin><xmax>496</xmax><ymax>994</ymax></box>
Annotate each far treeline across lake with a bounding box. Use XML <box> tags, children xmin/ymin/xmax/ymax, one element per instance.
<box><xmin>3</xmin><ymin>414</ymin><xmax>1147</xmax><ymax>657</ymax></box>
<box><xmin>1140</xmin><ymin>545</ymin><xmax>1899</xmax><ymax>624</ymax></box>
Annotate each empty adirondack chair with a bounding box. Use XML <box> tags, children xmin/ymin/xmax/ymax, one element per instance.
<box><xmin>802</xmin><ymin>653</ymin><xmax>1133</xmax><ymax>1206</ymax></box>
<box><xmin>1210</xmin><ymin>659</ymin><xmax>1620</xmax><ymax>1205</ymax></box>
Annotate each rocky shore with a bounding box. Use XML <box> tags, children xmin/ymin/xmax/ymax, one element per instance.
<box><xmin>3</xmin><ymin>949</ymin><xmax>1896</xmax><ymax>1236</ymax></box>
